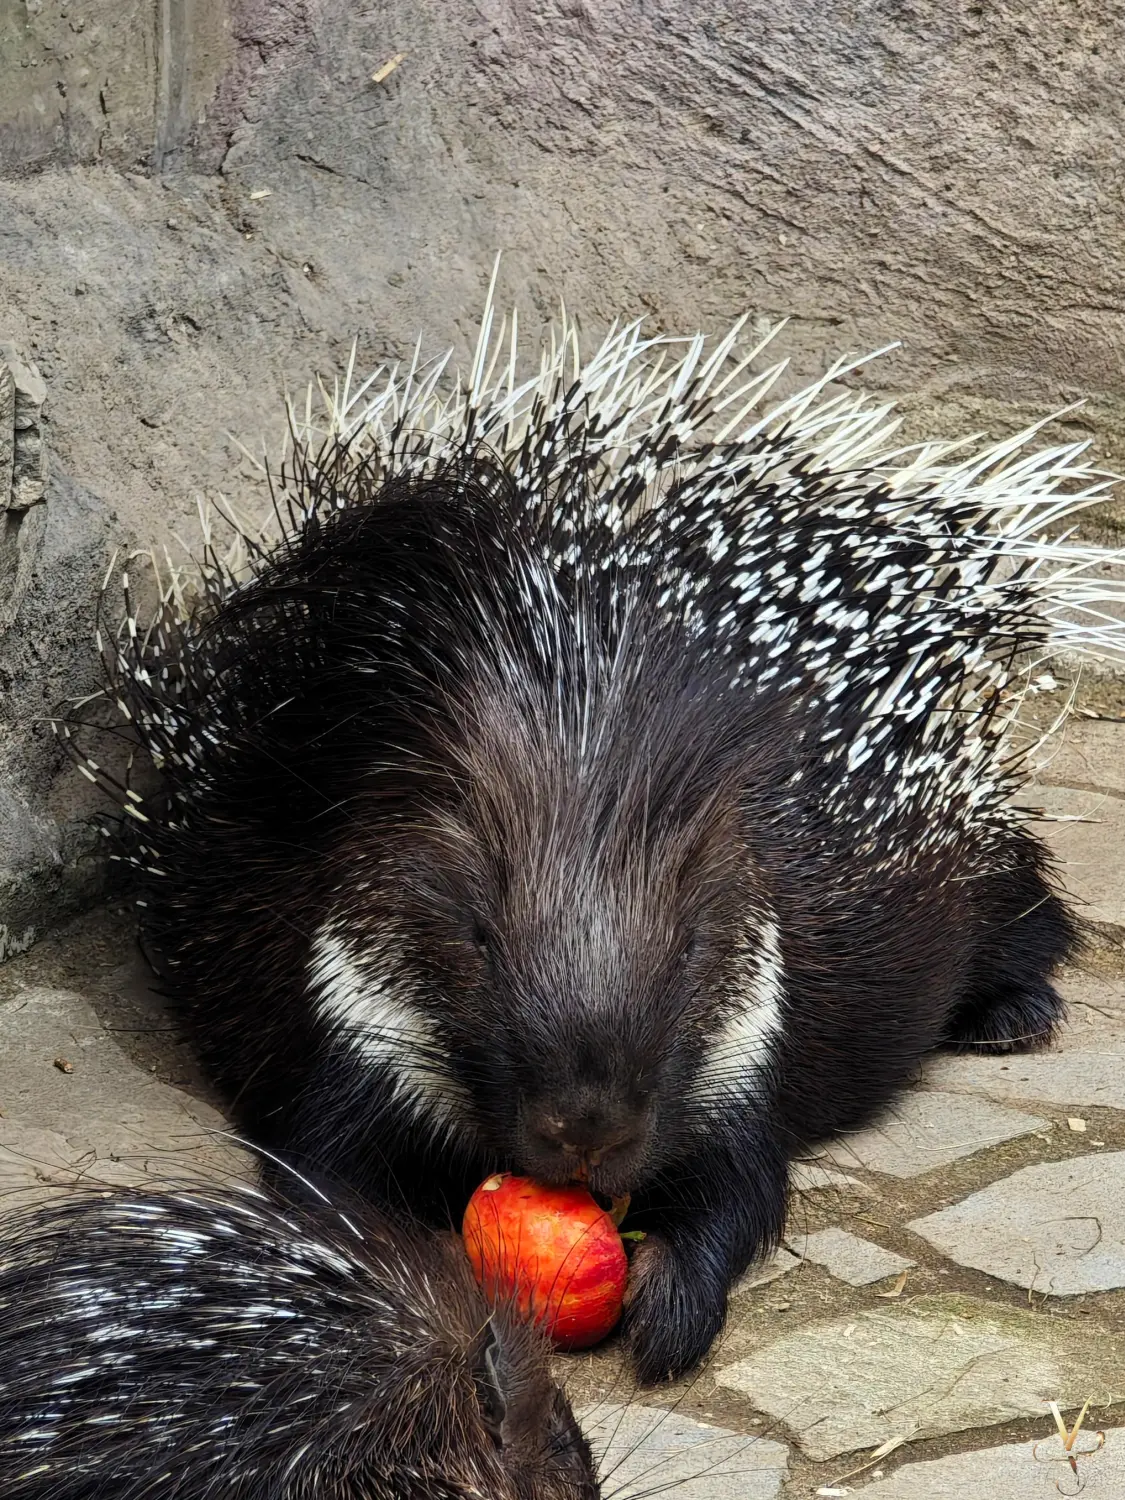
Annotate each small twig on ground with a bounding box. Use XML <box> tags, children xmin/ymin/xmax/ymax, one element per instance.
<box><xmin>372</xmin><ymin>52</ymin><xmax>406</xmax><ymax>84</ymax></box>
<box><xmin>877</xmin><ymin>1271</ymin><xmax>910</xmax><ymax>1299</ymax></box>
<box><xmin>1032</xmin><ymin>1398</ymin><xmax>1106</xmax><ymax>1494</ymax></box>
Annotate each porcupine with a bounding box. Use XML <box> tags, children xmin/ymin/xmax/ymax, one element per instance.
<box><xmin>0</xmin><ymin>1178</ymin><xmax>598</xmax><ymax>1499</ymax></box>
<box><xmin>68</xmin><ymin>269</ymin><xmax>1125</xmax><ymax>1383</ymax></box>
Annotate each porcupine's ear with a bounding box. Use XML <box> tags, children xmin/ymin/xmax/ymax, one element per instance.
<box><xmin>470</xmin><ymin>1318</ymin><xmax>509</xmax><ymax>1446</ymax></box>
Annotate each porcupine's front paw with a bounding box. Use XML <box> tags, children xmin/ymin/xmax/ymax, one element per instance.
<box><xmin>621</xmin><ymin>1232</ymin><xmax>730</xmax><ymax>1384</ymax></box>
<box><xmin>944</xmin><ymin>982</ymin><xmax>1066</xmax><ymax>1056</ymax></box>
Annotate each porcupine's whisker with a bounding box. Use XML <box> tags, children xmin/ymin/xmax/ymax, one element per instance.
<box><xmin>590</xmin><ymin>1322</ymin><xmax>809</xmax><ymax>1499</ymax></box>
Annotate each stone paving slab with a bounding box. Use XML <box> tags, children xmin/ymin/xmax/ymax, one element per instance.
<box><xmin>580</xmin><ymin>1404</ymin><xmax>788</xmax><ymax>1498</ymax></box>
<box><xmin>792</xmin><ymin>1162</ymin><xmax>874</xmax><ymax>1195</ymax></box>
<box><xmin>1023</xmin><ymin>786</ymin><xmax>1125</xmax><ymax>931</ymax></box>
<box><xmin>855</xmin><ymin>1427</ymin><xmax>1124</xmax><ymax>1497</ymax></box>
<box><xmin>0</xmin><ymin>985</ymin><xmax>252</xmax><ymax>1206</ymax></box>
<box><xmin>733</xmin><ymin>1247</ymin><xmax>803</xmax><ymax>1293</ymax></box>
<box><xmin>925</xmin><ymin>971</ymin><xmax>1125</xmax><ymax>1111</ymax></box>
<box><xmin>824</xmin><ymin>1091</ymin><xmax>1049</xmax><ymax>1179</ymax></box>
<box><xmin>713</xmin><ymin>1294</ymin><xmax>1125</xmax><ymax>1461</ymax></box>
<box><xmin>910</xmin><ymin>1152</ymin><xmax>1125</xmax><ymax>1296</ymax></box>
<box><xmin>787</xmin><ymin>1228</ymin><xmax>915</xmax><ymax>1287</ymax></box>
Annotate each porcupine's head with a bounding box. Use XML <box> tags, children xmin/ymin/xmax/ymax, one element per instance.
<box><xmin>304</xmin><ymin>464</ymin><xmax>791</xmax><ymax>1201</ymax></box>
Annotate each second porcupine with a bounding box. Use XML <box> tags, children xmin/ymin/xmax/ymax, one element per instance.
<box><xmin>73</xmin><ymin>280</ymin><xmax>1125</xmax><ymax>1383</ymax></box>
<box><xmin>0</xmin><ymin>1179</ymin><xmax>598</xmax><ymax>1499</ymax></box>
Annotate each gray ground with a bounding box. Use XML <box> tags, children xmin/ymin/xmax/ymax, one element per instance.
<box><xmin>2</xmin><ymin>708</ymin><xmax>1122</xmax><ymax>1498</ymax></box>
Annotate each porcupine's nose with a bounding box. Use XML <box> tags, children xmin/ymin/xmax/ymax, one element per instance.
<box><xmin>530</xmin><ymin>1110</ymin><xmax>639</xmax><ymax>1167</ymax></box>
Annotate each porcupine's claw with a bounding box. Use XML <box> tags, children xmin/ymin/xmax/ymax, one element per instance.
<box><xmin>943</xmin><ymin>982</ymin><xmax>1067</xmax><ymax>1055</ymax></box>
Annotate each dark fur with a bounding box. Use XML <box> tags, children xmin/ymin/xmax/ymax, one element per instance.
<box><xmin>100</xmin><ymin>457</ymin><xmax>1075</xmax><ymax>1384</ymax></box>
<box><xmin>0</xmin><ymin>1181</ymin><xmax>597</xmax><ymax>1499</ymax></box>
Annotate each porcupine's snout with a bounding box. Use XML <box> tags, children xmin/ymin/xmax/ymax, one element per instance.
<box><xmin>515</xmin><ymin>1078</ymin><xmax>654</xmax><ymax>1194</ymax></box>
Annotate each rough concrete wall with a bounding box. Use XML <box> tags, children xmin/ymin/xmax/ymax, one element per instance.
<box><xmin>0</xmin><ymin>0</ymin><xmax>1122</xmax><ymax>951</ymax></box>
<box><xmin>4</xmin><ymin>1</ymin><xmax>1121</xmax><ymax>538</ymax></box>
<box><xmin>0</xmin><ymin>468</ymin><xmax>119</xmax><ymax>960</ymax></box>
<box><xmin>0</xmin><ymin>0</ymin><xmax>231</xmax><ymax>174</ymax></box>
<box><xmin>204</xmin><ymin>0</ymin><xmax>1125</xmax><ymax>474</ymax></box>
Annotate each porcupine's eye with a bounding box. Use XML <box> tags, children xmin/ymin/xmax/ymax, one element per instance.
<box><xmin>445</xmin><ymin>917</ymin><xmax>494</xmax><ymax>978</ymax></box>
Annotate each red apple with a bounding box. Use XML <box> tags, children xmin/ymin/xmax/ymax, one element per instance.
<box><xmin>462</xmin><ymin>1173</ymin><xmax>629</xmax><ymax>1350</ymax></box>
